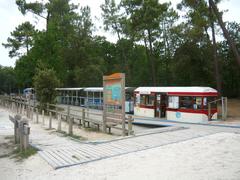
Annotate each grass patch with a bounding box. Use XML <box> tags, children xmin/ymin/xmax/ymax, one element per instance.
<box><xmin>0</xmin><ymin>154</ymin><xmax>10</xmax><ymax>158</ymax></box>
<box><xmin>84</xmin><ymin>126</ymin><xmax>100</xmax><ymax>132</ymax></box>
<box><xmin>12</xmin><ymin>146</ymin><xmax>37</xmax><ymax>160</ymax></box>
<box><xmin>4</xmin><ymin>135</ymin><xmax>14</xmax><ymax>140</ymax></box>
<box><xmin>56</xmin><ymin>130</ymin><xmax>87</xmax><ymax>141</ymax></box>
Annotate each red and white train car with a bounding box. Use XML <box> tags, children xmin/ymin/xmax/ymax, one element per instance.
<box><xmin>134</xmin><ymin>87</ymin><xmax>218</xmax><ymax>123</ymax></box>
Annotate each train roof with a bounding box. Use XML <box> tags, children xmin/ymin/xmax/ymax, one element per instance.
<box><xmin>84</xmin><ymin>87</ymin><xmax>135</xmax><ymax>92</ymax></box>
<box><xmin>55</xmin><ymin>88</ymin><xmax>84</xmax><ymax>91</ymax></box>
<box><xmin>84</xmin><ymin>87</ymin><xmax>103</xmax><ymax>92</ymax></box>
<box><xmin>135</xmin><ymin>87</ymin><xmax>218</xmax><ymax>95</ymax></box>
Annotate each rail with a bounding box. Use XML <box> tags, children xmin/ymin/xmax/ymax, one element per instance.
<box><xmin>0</xmin><ymin>95</ymin><xmax>134</xmax><ymax>136</ymax></box>
<box><xmin>208</xmin><ymin>97</ymin><xmax>227</xmax><ymax>121</ymax></box>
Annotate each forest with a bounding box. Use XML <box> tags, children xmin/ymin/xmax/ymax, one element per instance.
<box><xmin>0</xmin><ymin>0</ymin><xmax>240</xmax><ymax>97</ymax></box>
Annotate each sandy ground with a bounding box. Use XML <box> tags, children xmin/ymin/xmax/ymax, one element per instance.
<box><xmin>1</xmin><ymin>108</ymin><xmax>240</xmax><ymax>180</ymax></box>
<box><xmin>212</xmin><ymin>98</ymin><xmax>240</xmax><ymax>125</ymax></box>
<box><xmin>0</xmin><ymin>132</ymin><xmax>240</xmax><ymax>180</ymax></box>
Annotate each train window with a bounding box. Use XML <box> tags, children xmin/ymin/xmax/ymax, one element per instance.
<box><xmin>193</xmin><ymin>97</ymin><xmax>202</xmax><ymax>109</ymax></box>
<box><xmin>179</xmin><ymin>96</ymin><xmax>193</xmax><ymax>109</ymax></box>
<box><xmin>168</xmin><ymin>96</ymin><xmax>179</xmax><ymax>109</ymax></box>
<box><xmin>135</xmin><ymin>94</ymin><xmax>140</xmax><ymax>105</ymax></box>
<box><xmin>140</xmin><ymin>95</ymin><xmax>145</xmax><ymax>105</ymax></box>
<box><xmin>146</xmin><ymin>95</ymin><xmax>155</xmax><ymax>106</ymax></box>
<box><xmin>140</xmin><ymin>95</ymin><xmax>155</xmax><ymax>106</ymax></box>
<box><xmin>203</xmin><ymin>97</ymin><xmax>217</xmax><ymax>109</ymax></box>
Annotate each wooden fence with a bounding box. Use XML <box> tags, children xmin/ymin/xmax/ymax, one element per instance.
<box><xmin>0</xmin><ymin>95</ymin><xmax>134</xmax><ymax>136</ymax></box>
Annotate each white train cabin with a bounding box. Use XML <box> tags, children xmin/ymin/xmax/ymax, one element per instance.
<box><xmin>134</xmin><ymin>87</ymin><xmax>218</xmax><ymax>123</ymax></box>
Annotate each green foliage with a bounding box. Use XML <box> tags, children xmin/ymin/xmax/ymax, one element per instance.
<box><xmin>33</xmin><ymin>67</ymin><xmax>60</xmax><ymax>107</ymax></box>
<box><xmin>0</xmin><ymin>66</ymin><xmax>17</xmax><ymax>94</ymax></box>
<box><xmin>2</xmin><ymin>21</ymin><xmax>36</xmax><ymax>57</ymax></box>
<box><xmin>12</xmin><ymin>146</ymin><xmax>37</xmax><ymax>159</ymax></box>
<box><xmin>0</xmin><ymin>0</ymin><xmax>239</xmax><ymax>98</ymax></box>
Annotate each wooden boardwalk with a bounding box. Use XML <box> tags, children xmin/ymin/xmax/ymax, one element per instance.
<box><xmin>37</xmin><ymin>127</ymin><xmax>216</xmax><ymax>169</ymax></box>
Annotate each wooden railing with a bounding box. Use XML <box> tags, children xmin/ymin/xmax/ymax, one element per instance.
<box><xmin>0</xmin><ymin>95</ymin><xmax>134</xmax><ymax>136</ymax></box>
<box><xmin>208</xmin><ymin>97</ymin><xmax>228</xmax><ymax>121</ymax></box>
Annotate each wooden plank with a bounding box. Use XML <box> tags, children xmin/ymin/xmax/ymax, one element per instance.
<box><xmin>113</xmin><ymin>140</ymin><xmax>147</xmax><ymax>149</ymax></box>
<box><xmin>67</xmin><ymin>146</ymin><xmax>93</xmax><ymax>161</ymax></box>
<box><xmin>55</xmin><ymin>149</ymin><xmax>80</xmax><ymax>164</ymax></box>
<box><xmin>75</xmin><ymin>148</ymin><xmax>101</xmax><ymax>159</ymax></box>
<box><xmin>88</xmin><ymin>145</ymin><xmax>118</xmax><ymax>157</ymax></box>
<box><xmin>77</xmin><ymin>145</ymin><xmax>108</xmax><ymax>158</ymax></box>
<box><xmin>38</xmin><ymin>151</ymin><xmax>59</xmax><ymax>168</ymax></box>
<box><xmin>106</xmin><ymin>143</ymin><xmax>138</xmax><ymax>152</ymax></box>
<box><xmin>46</xmin><ymin>150</ymin><xmax>70</xmax><ymax>166</ymax></box>
<box><xmin>86</xmin><ymin>144</ymin><xmax>121</xmax><ymax>156</ymax></box>
<box><xmin>95</xmin><ymin>143</ymin><xmax>124</xmax><ymax>154</ymax></box>
<box><xmin>39</xmin><ymin>151</ymin><xmax>65</xmax><ymax>168</ymax></box>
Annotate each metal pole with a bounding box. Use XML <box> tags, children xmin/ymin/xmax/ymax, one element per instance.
<box><xmin>122</xmin><ymin>74</ymin><xmax>126</xmax><ymax>136</ymax></box>
<box><xmin>208</xmin><ymin>103</ymin><xmax>211</xmax><ymax>121</ymax></box>
<box><xmin>225</xmin><ymin>97</ymin><xmax>228</xmax><ymax>120</ymax></box>
<box><xmin>221</xmin><ymin>97</ymin><xmax>224</xmax><ymax>120</ymax></box>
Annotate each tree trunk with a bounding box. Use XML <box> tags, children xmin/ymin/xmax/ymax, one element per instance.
<box><xmin>144</xmin><ymin>36</ymin><xmax>154</xmax><ymax>85</ymax></box>
<box><xmin>46</xmin><ymin>11</ymin><xmax>50</xmax><ymax>31</ymax></box>
<box><xmin>26</xmin><ymin>35</ymin><xmax>29</xmax><ymax>55</ymax></box>
<box><xmin>147</xmin><ymin>29</ymin><xmax>157</xmax><ymax>86</ymax></box>
<box><xmin>209</xmin><ymin>0</ymin><xmax>240</xmax><ymax>68</ymax></box>
<box><xmin>209</xmin><ymin>1</ymin><xmax>222</xmax><ymax>95</ymax></box>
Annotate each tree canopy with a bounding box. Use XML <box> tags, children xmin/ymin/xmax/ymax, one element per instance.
<box><xmin>1</xmin><ymin>0</ymin><xmax>240</xmax><ymax>97</ymax></box>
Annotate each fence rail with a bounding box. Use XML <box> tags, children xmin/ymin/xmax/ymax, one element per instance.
<box><xmin>0</xmin><ymin>95</ymin><xmax>134</xmax><ymax>136</ymax></box>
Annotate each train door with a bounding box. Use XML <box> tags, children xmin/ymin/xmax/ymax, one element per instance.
<box><xmin>155</xmin><ymin>94</ymin><xmax>161</xmax><ymax>118</ymax></box>
<box><xmin>155</xmin><ymin>93</ymin><xmax>167</xmax><ymax>118</ymax></box>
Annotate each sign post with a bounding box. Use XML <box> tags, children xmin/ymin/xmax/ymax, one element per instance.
<box><xmin>103</xmin><ymin>73</ymin><xmax>125</xmax><ymax>135</ymax></box>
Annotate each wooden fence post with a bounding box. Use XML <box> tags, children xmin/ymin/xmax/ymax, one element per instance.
<box><xmin>68</xmin><ymin>117</ymin><xmax>73</xmax><ymax>135</ymax></box>
<box><xmin>128</xmin><ymin>116</ymin><xmax>134</xmax><ymax>135</ymax></box>
<box><xmin>49</xmin><ymin>111</ymin><xmax>52</xmax><ymax>129</ymax></box>
<box><xmin>82</xmin><ymin>108</ymin><xmax>86</xmax><ymax>128</ymax></box>
<box><xmin>57</xmin><ymin>113</ymin><xmax>61</xmax><ymax>131</ymax></box>
<box><xmin>31</xmin><ymin>107</ymin><xmax>34</xmax><ymax>121</ymax></box>
<box><xmin>15</xmin><ymin>115</ymin><xmax>21</xmax><ymax>144</ymax></box>
<box><xmin>42</xmin><ymin>110</ymin><xmax>45</xmax><ymax>125</ymax></box>
<box><xmin>67</xmin><ymin>105</ymin><xmax>70</xmax><ymax>122</ymax></box>
<box><xmin>36</xmin><ymin>108</ymin><xmax>39</xmax><ymax>124</ymax></box>
<box><xmin>22</xmin><ymin>124</ymin><xmax>30</xmax><ymax>151</ymax></box>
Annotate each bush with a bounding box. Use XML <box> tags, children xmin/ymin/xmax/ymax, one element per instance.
<box><xmin>33</xmin><ymin>68</ymin><xmax>60</xmax><ymax>109</ymax></box>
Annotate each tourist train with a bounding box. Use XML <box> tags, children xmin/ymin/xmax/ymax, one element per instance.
<box><xmin>134</xmin><ymin>87</ymin><xmax>218</xmax><ymax>123</ymax></box>
<box><xmin>23</xmin><ymin>86</ymin><xmax>219</xmax><ymax>123</ymax></box>
<box><xmin>55</xmin><ymin>87</ymin><xmax>135</xmax><ymax>113</ymax></box>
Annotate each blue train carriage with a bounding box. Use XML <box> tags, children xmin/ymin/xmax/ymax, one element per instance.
<box><xmin>84</xmin><ymin>87</ymin><xmax>135</xmax><ymax>113</ymax></box>
<box><xmin>84</xmin><ymin>87</ymin><xmax>103</xmax><ymax>110</ymax></box>
<box><xmin>55</xmin><ymin>88</ymin><xmax>85</xmax><ymax>106</ymax></box>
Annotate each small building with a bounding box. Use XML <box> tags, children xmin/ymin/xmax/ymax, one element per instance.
<box><xmin>134</xmin><ymin>87</ymin><xmax>218</xmax><ymax>123</ymax></box>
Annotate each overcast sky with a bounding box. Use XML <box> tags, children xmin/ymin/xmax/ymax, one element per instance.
<box><xmin>0</xmin><ymin>0</ymin><xmax>239</xmax><ymax>67</ymax></box>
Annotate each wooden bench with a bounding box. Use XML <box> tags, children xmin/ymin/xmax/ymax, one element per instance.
<box><xmin>83</xmin><ymin>117</ymin><xmax>117</xmax><ymax>133</ymax></box>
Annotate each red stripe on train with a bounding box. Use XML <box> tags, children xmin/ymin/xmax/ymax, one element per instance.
<box><xmin>166</xmin><ymin>108</ymin><xmax>217</xmax><ymax>115</ymax></box>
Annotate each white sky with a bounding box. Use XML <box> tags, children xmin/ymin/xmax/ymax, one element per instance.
<box><xmin>0</xmin><ymin>0</ymin><xmax>239</xmax><ymax>67</ymax></box>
